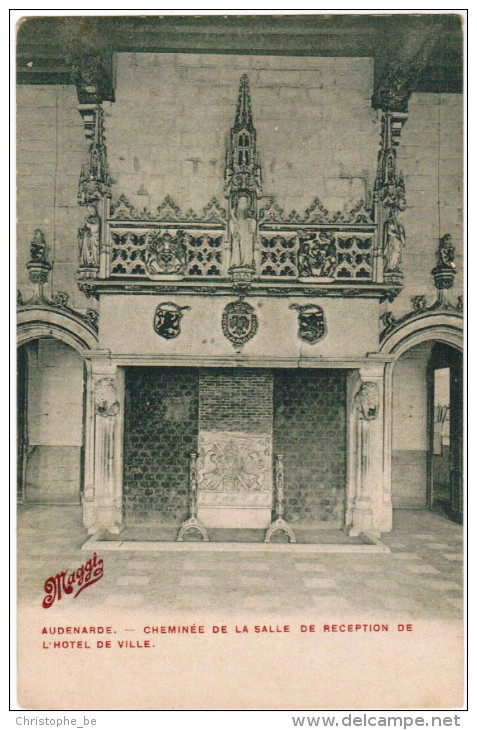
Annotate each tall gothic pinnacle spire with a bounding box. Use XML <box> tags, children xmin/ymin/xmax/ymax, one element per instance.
<box><xmin>225</xmin><ymin>75</ymin><xmax>261</xmax><ymax>199</ymax></box>
<box><xmin>234</xmin><ymin>74</ymin><xmax>254</xmax><ymax>131</ymax></box>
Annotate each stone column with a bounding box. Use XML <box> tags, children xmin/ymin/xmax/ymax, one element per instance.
<box><xmin>82</xmin><ymin>359</ymin><xmax>124</xmax><ymax>534</ymax></box>
<box><xmin>346</xmin><ymin>363</ymin><xmax>387</xmax><ymax>538</ymax></box>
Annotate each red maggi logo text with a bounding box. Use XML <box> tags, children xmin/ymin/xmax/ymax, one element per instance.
<box><xmin>42</xmin><ymin>553</ymin><xmax>104</xmax><ymax>608</ymax></box>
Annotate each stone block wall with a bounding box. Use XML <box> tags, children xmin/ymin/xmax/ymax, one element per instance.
<box><xmin>17</xmin><ymin>85</ymin><xmax>90</xmax><ymax>309</ymax></box>
<box><xmin>107</xmin><ymin>54</ymin><xmax>377</xmax><ymax>215</ymax></box>
<box><xmin>123</xmin><ymin>367</ymin><xmax>199</xmax><ymax>523</ymax></box>
<box><xmin>394</xmin><ymin>93</ymin><xmax>463</xmax><ymax>318</ymax></box>
<box><xmin>273</xmin><ymin>369</ymin><xmax>347</xmax><ymax>527</ymax></box>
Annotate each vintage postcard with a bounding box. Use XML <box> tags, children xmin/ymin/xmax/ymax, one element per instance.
<box><xmin>14</xmin><ymin>11</ymin><xmax>465</xmax><ymax>710</ymax></box>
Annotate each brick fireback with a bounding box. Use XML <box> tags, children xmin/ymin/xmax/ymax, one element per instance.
<box><xmin>199</xmin><ymin>369</ymin><xmax>273</xmax><ymax>434</ymax></box>
<box><xmin>123</xmin><ymin>367</ymin><xmax>347</xmax><ymax>525</ymax></box>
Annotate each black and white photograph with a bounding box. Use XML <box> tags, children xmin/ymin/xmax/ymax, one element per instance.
<box><xmin>13</xmin><ymin>10</ymin><xmax>465</xmax><ymax>711</ymax></box>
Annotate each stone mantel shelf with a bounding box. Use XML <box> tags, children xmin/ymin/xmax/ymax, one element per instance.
<box><xmin>82</xmin><ymin>353</ymin><xmax>395</xmax><ymax>367</ymax></box>
<box><xmin>82</xmin><ymin>279</ymin><xmax>401</xmax><ymax>300</ymax></box>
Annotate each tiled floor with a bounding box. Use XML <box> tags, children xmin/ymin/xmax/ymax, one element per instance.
<box><xmin>17</xmin><ymin>505</ymin><xmax>463</xmax><ymax>619</ymax></box>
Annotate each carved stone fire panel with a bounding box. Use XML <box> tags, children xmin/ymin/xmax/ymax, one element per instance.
<box><xmin>196</xmin><ymin>430</ymin><xmax>273</xmax><ymax>528</ymax></box>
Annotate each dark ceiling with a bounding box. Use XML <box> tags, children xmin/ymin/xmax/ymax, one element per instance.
<box><xmin>16</xmin><ymin>14</ymin><xmax>464</xmax><ymax>95</ymax></box>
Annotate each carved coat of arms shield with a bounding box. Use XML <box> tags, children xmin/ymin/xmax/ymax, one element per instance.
<box><xmin>222</xmin><ymin>299</ymin><xmax>258</xmax><ymax>352</ymax></box>
<box><xmin>290</xmin><ymin>303</ymin><xmax>326</xmax><ymax>344</ymax></box>
<box><xmin>153</xmin><ymin>301</ymin><xmax>190</xmax><ymax>339</ymax></box>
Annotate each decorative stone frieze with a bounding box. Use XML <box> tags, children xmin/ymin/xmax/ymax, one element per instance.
<box><xmin>380</xmin><ymin>234</ymin><xmax>462</xmax><ymax>342</ymax></box>
<box><xmin>19</xmin><ymin>230</ymin><xmax>98</xmax><ymax>332</ymax></box>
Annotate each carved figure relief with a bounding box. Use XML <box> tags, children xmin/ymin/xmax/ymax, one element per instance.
<box><xmin>78</xmin><ymin>205</ymin><xmax>101</xmax><ymax>268</ymax></box>
<box><xmin>145</xmin><ymin>231</ymin><xmax>187</xmax><ymax>276</ymax></box>
<box><xmin>94</xmin><ymin>378</ymin><xmax>119</xmax><ymax>418</ymax></box>
<box><xmin>222</xmin><ymin>299</ymin><xmax>258</xmax><ymax>352</ymax></box>
<box><xmin>297</xmin><ymin>232</ymin><xmax>337</xmax><ymax>278</ymax></box>
<box><xmin>355</xmin><ymin>381</ymin><xmax>380</xmax><ymax>421</ymax></box>
<box><xmin>153</xmin><ymin>301</ymin><xmax>190</xmax><ymax>339</ymax></box>
<box><xmin>290</xmin><ymin>303</ymin><xmax>326</xmax><ymax>344</ymax></box>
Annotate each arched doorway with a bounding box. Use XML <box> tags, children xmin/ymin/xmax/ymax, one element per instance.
<box><xmin>427</xmin><ymin>342</ymin><xmax>463</xmax><ymax>521</ymax></box>
<box><xmin>17</xmin><ymin>337</ymin><xmax>86</xmax><ymax>504</ymax></box>
<box><xmin>390</xmin><ymin>338</ymin><xmax>463</xmax><ymax>524</ymax></box>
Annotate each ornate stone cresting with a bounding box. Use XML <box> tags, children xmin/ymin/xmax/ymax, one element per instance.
<box><xmin>380</xmin><ymin>233</ymin><xmax>462</xmax><ymax>341</ymax></box>
<box><xmin>225</xmin><ymin>75</ymin><xmax>262</xmax><ymax>282</ymax></box>
<box><xmin>373</xmin><ymin>104</ymin><xmax>407</xmax><ymax>286</ymax></box>
<box><xmin>19</xmin><ymin>229</ymin><xmax>98</xmax><ymax>331</ymax></box>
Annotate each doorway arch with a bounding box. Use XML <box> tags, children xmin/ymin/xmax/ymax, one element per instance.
<box><xmin>17</xmin><ymin>307</ymin><xmax>98</xmax><ymax>505</ymax></box>
<box><xmin>380</xmin><ymin>313</ymin><xmax>463</xmax><ymax>524</ymax></box>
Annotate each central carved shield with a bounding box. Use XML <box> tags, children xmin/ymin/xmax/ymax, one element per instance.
<box><xmin>290</xmin><ymin>303</ymin><xmax>326</xmax><ymax>344</ymax></box>
<box><xmin>222</xmin><ymin>299</ymin><xmax>258</xmax><ymax>352</ymax></box>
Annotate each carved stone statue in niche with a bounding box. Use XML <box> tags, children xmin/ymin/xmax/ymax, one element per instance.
<box><xmin>437</xmin><ymin>234</ymin><xmax>456</xmax><ymax>270</ymax></box>
<box><xmin>78</xmin><ymin>204</ymin><xmax>101</xmax><ymax>268</ymax></box>
<box><xmin>355</xmin><ymin>381</ymin><xmax>380</xmax><ymax>421</ymax></box>
<box><xmin>297</xmin><ymin>231</ymin><xmax>337</xmax><ymax>278</ymax></box>
<box><xmin>383</xmin><ymin>210</ymin><xmax>406</xmax><ymax>272</ymax></box>
<box><xmin>30</xmin><ymin>229</ymin><xmax>48</xmax><ymax>263</ymax></box>
<box><xmin>145</xmin><ymin>230</ymin><xmax>187</xmax><ymax>276</ymax></box>
<box><xmin>229</xmin><ymin>194</ymin><xmax>257</xmax><ymax>269</ymax></box>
